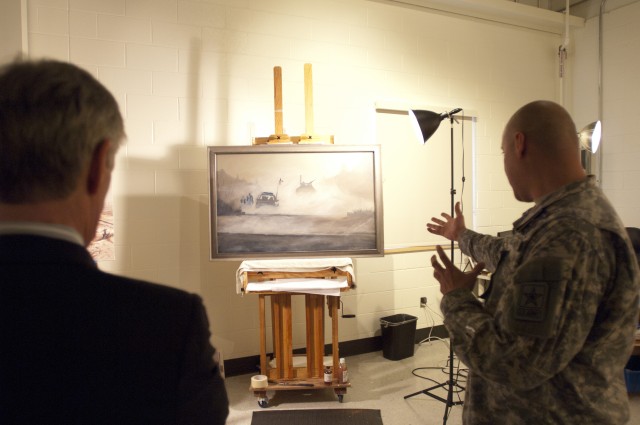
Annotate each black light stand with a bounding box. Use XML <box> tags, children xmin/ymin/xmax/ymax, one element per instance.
<box><xmin>403</xmin><ymin>108</ymin><xmax>464</xmax><ymax>425</ymax></box>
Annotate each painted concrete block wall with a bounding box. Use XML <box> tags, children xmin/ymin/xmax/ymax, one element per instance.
<box><xmin>572</xmin><ymin>2</ymin><xmax>640</xmax><ymax>228</ymax></box>
<box><xmin>24</xmin><ymin>0</ymin><xmax>558</xmax><ymax>360</ymax></box>
<box><xmin>0</xmin><ymin>1</ymin><xmax>24</xmax><ymax>63</ymax></box>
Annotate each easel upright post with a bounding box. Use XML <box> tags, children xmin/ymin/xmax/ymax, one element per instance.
<box><xmin>273</xmin><ymin>66</ymin><xmax>284</xmax><ymax>136</ymax></box>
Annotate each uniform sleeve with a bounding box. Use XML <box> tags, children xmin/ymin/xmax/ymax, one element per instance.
<box><xmin>459</xmin><ymin>229</ymin><xmax>509</xmax><ymax>272</ymax></box>
<box><xmin>176</xmin><ymin>295</ymin><xmax>229</xmax><ymax>425</ymax></box>
<box><xmin>442</xmin><ymin>225</ymin><xmax>610</xmax><ymax>391</ymax></box>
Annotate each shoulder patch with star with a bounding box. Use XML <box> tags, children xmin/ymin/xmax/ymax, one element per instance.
<box><xmin>506</xmin><ymin>256</ymin><xmax>571</xmax><ymax>338</ymax></box>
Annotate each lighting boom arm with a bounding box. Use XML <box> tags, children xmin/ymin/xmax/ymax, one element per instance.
<box><xmin>440</xmin><ymin>108</ymin><xmax>462</xmax><ymax>121</ymax></box>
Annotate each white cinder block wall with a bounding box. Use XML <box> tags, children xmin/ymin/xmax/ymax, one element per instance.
<box><xmin>12</xmin><ymin>0</ymin><xmax>637</xmax><ymax>361</ymax></box>
<box><xmin>572</xmin><ymin>1</ymin><xmax>640</xmax><ymax>227</ymax></box>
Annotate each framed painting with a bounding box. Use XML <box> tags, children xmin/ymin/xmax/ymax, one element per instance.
<box><xmin>208</xmin><ymin>144</ymin><xmax>383</xmax><ymax>259</ymax></box>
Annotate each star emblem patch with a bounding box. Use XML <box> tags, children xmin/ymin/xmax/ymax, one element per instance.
<box><xmin>514</xmin><ymin>283</ymin><xmax>548</xmax><ymax>322</ymax></box>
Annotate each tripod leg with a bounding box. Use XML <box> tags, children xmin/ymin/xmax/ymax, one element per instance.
<box><xmin>403</xmin><ymin>343</ymin><xmax>463</xmax><ymax>423</ymax></box>
<box><xmin>443</xmin><ymin>405</ymin><xmax>451</xmax><ymax>425</ymax></box>
<box><xmin>442</xmin><ymin>379</ymin><xmax>453</xmax><ymax>424</ymax></box>
<box><xmin>403</xmin><ymin>381</ymin><xmax>447</xmax><ymax>400</ymax></box>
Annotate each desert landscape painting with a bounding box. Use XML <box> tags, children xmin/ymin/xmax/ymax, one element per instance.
<box><xmin>209</xmin><ymin>145</ymin><xmax>383</xmax><ymax>259</ymax></box>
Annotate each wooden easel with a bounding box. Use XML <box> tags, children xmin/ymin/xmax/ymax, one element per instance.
<box><xmin>253</xmin><ymin>63</ymin><xmax>334</xmax><ymax>145</ymax></box>
<box><xmin>240</xmin><ymin>268</ymin><xmax>352</xmax><ymax>407</ymax></box>
<box><xmin>245</xmin><ymin>64</ymin><xmax>341</xmax><ymax>407</ymax></box>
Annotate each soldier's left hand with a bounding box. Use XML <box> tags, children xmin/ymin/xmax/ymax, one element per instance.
<box><xmin>431</xmin><ymin>245</ymin><xmax>485</xmax><ymax>295</ymax></box>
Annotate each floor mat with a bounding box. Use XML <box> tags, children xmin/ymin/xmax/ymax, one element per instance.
<box><xmin>251</xmin><ymin>408</ymin><xmax>383</xmax><ymax>425</ymax></box>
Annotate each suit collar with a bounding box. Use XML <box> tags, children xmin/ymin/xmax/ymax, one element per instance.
<box><xmin>0</xmin><ymin>222</ymin><xmax>84</xmax><ymax>246</ymax></box>
<box><xmin>0</xmin><ymin>234</ymin><xmax>97</xmax><ymax>268</ymax></box>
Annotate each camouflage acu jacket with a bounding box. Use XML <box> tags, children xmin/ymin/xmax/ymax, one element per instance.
<box><xmin>441</xmin><ymin>176</ymin><xmax>640</xmax><ymax>424</ymax></box>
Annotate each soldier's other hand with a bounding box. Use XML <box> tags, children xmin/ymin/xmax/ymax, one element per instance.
<box><xmin>426</xmin><ymin>202</ymin><xmax>467</xmax><ymax>242</ymax></box>
<box><xmin>431</xmin><ymin>245</ymin><xmax>484</xmax><ymax>295</ymax></box>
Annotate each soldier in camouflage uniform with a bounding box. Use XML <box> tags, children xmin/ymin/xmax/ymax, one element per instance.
<box><xmin>427</xmin><ymin>100</ymin><xmax>640</xmax><ymax>424</ymax></box>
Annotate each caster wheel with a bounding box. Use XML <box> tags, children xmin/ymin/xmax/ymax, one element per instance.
<box><xmin>258</xmin><ymin>398</ymin><xmax>269</xmax><ymax>408</ymax></box>
<box><xmin>338</xmin><ymin>394</ymin><xmax>344</xmax><ymax>403</ymax></box>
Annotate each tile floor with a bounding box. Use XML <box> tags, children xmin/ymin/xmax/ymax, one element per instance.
<box><xmin>224</xmin><ymin>339</ymin><xmax>640</xmax><ymax>425</ymax></box>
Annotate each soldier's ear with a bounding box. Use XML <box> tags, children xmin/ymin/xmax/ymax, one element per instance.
<box><xmin>514</xmin><ymin>132</ymin><xmax>526</xmax><ymax>158</ymax></box>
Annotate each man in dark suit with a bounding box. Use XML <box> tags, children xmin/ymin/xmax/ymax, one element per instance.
<box><xmin>0</xmin><ymin>59</ymin><xmax>229</xmax><ymax>424</ymax></box>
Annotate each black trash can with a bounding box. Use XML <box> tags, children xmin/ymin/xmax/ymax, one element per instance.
<box><xmin>380</xmin><ymin>314</ymin><xmax>418</xmax><ymax>360</ymax></box>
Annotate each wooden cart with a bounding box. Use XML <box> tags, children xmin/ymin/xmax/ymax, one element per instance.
<box><xmin>239</xmin><ymin>266</ymin><xmax>353</xmax><ymax>407</ymax></box>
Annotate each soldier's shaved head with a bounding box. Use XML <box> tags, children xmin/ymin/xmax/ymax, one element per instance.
<box><xmin>501</xmin><ymin>100</ymin><xmax>586</xmax><ymax>203</ymax></box>
<box><xmin>505</xmin><ymin>100</ymin><xmax>580</xmax><ymax>157</ymax></box>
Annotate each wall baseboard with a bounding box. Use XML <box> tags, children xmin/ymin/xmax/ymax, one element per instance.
<box><xmin>223</xmin><ymin>325</ymin><xmax>449</xmax><ymax>377</ymax></box>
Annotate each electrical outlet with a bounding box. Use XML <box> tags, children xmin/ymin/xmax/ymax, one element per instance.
<box><xmin>420</xmin><ymin>296</ymin><xmax>427</xmax><ymax>307</ymax></box>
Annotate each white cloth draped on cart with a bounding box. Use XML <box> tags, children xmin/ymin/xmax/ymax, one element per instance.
<box><xmin>235</xmin><ymin>257</ymin><xmax>354</xmax><ymax>296</ymax></box>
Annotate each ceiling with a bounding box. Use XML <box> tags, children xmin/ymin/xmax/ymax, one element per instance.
<box><xmin>517</xmin><ymin>0</ymin><xmax>639</xmax><ymax>19</ymax></box>
<box><xmin>370</xmin><ymin>0</ymin><xmax>639</xmax><ymax>33</ymax></box>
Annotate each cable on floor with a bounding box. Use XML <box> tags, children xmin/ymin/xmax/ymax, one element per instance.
<box><xmin>418</xmin><ymin>303</ymin><xmax>448</xmax><ymax>347</ymax></box>
<box><xmin>411</xmin><ymin>354</ymin><xmax>469</xmax><ymax>395</ymax></box>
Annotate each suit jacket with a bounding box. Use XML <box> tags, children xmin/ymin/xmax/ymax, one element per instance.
<box><xmin>0</xmin><ymin>235</ymin><xmax>229</xmax><ymax>424</ymax></box>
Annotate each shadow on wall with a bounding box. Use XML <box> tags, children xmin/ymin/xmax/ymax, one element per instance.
<box><xmin>105</xmin><ymin>38</ymin><xmax>250</xmax><ymax>361</ymax></box>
